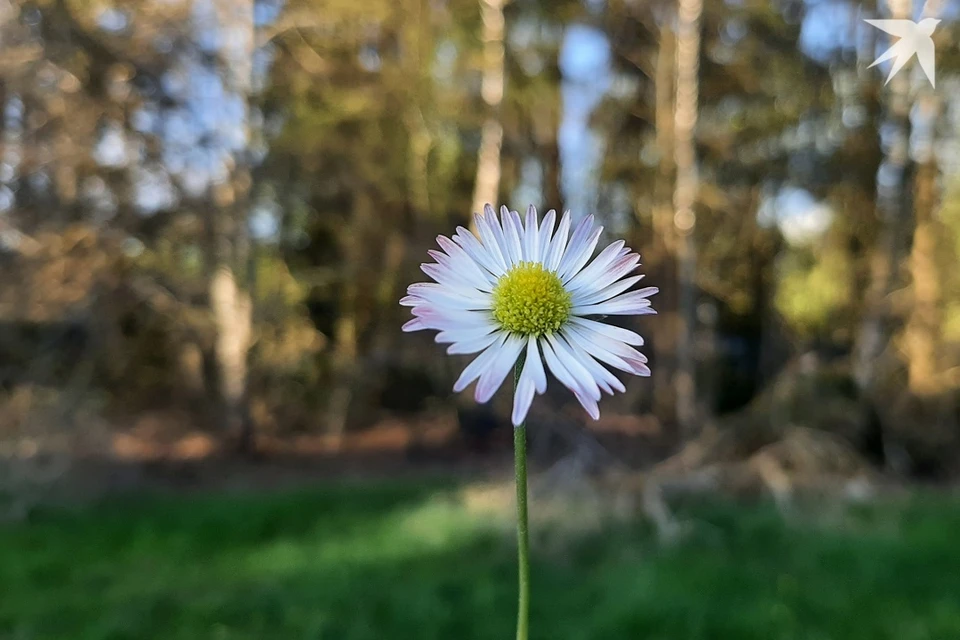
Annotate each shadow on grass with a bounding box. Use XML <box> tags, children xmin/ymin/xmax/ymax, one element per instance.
<box><xmin>2</xmin><ymin>482</ymin><xmax>960</xmax><ymax>639</ymax></box>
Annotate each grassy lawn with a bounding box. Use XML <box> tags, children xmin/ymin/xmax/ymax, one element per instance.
<box><xmin>2</xmin><ymin>481</ymin><xmax>960</xmax><ymax>640</ymax></box>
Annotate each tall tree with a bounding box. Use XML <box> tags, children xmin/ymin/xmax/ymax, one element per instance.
<box><xmin>672</xmin><ymin>0</ymin><xmax>702</xmax><ymax>434</ymax></box>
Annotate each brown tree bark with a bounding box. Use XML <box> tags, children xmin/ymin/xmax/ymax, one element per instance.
<box><xmin>672</xmin><ymin>0</ymin><xmax>703</xmax><ymax>436</ymax></box>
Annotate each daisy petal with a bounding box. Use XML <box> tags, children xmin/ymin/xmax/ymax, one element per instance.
<box><xmin>402</xmin><ymin>318</ymin><xmax>427</xmax><ymax>332</ymax></box>
<box><xmin>486</xmin><ymin>205</ymin><xmax>513</xmax><ymax>267</ymax></box>
<box><xmin>447</xmin><ymin>332</ymin><xmax>501</xmax><ymax>355</ymax></box>
<box><xmin>544</xmin><ymin>210</ymin><xmax>571</xmax><ymax>271</ymax></box>
<box><xmin>545</xmin><ymin>333</ymin><xmax>601</xmax><ymax>402</ymax></box>
<box><xmin>569</xmin><ymin>316</ymin><xmax>645</xmax><ymax>346</ymax></box>
<box><xmin>475</xmin><ymin>334</ymin><xmax>525</xmax><ymax>403</ymax></box>
<box><xmin>523</xmin><ymin>205</ymin><xmax>539</xmax><ymax>262</ymax></box>
<box><xmin>511</xmin><ymin>336</ymin><xmax>544</xmax><ymax>425</ymax></box>
<box><xmin>453</xmin><ymin>227</ymin><xmax>505</xmax><ymax>278</ymax></box>
<box><xmin>475</xmin><ymin>207</ymin><xmax>508</xmax><ymax>272</ymax></box>
<box><xmin>566</xmin><ymin>240</ymin><xmax>626</xmax><ymax>291</ymax></box>
<box><xmin>538</xmin><ymin>209</ymin><xmax>556</xmax><ymax>260</ymax></box>
<box><xmin>562</xmin><ymin>334</ymin><xmax>625</xmax><ymax>395</ymax></box>
<box><xmin>453</xmin><ymin>333</ymin><xmax>508</xmax><ymax>392</ymax></box>
<box><xmin>501</xmin><ymin>206</ymin><xmax>524</xmax><ymax>265</ymax></box>
<box><xmin>557</xmin><ymin>215</ymin><xmax>601</xmax><ymax>281</ymax></box>
<box><xmin>540</xmin><ymin>337</ymin><xmax>601</xmax><ymax>419</ymax></box>
<box><xmin>572</xmin><ymin>287</ymin><xmax>659</xmax><ymax>316</ymax></box>
<box><xmin>571</xmin><ymin>275</ymin><xmax>643</xmax><ymax>307</ymax></box>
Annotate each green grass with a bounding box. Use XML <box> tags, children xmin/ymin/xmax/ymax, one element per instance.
<box><xmin>2</xmin><ymin>482</ymin><xmax>960</xmax><ymax>640</ymax></box>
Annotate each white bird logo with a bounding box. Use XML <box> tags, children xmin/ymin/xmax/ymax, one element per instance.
<box><xmin>865</xmin><ymin>18</ymin><xmax>940</xmax><ymax>88</ymax></box>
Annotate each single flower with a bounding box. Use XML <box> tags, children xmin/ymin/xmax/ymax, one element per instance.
<box><xmin>401</xmin><ymin>204</ymin><xmax>657</xmax><ymax>426</ymax></box>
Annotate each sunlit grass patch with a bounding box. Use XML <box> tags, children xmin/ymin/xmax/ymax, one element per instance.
<box><xmin>1</xmin><ymin>481</ymin><xmax>959</xmax><ymax>639</ymax></box>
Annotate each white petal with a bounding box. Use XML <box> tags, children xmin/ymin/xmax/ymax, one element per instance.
<box><xmin>435</xmin><ymin>236</ymin><xmax>498</xmax><ymax>288</ymax></box>
<box><xmin>568</xmin><ymin>316</ymin><xmax>645</xmax><ymax>346</ymax></box>
<box><xmin>428</xmin><ymin>249</ymin><xmax>495</xmax><ymax>291</ymax></box>
<box><xmin>523</xmin><ymin>205</ymin><xmax>539</xmax><ymax>262</ymax></box>
<box><xmin>412</xmin><ymin>306</ymin><xmax>496</xmax><ymax>331</ymax></box>
<box><xmin>538</xmin><ymin>209</ymin><xmax>556</xmax><ymax>261</ymax></box>
<box><xmin>564</xmin><ymin>324</ymin><xmax>650</xmax><ymax>376</ymax></box>
<box><xmin>540</xmin><ymin>337</ymin><xmax>601</xmax><ymax>420</ymax></box>
<box><xmin>500</xmin><ymin>206</ymin><xmax>524</xmax><ymax>265</ymax></box>
<box><xmin>582</xmin><ymin>253</ymin><xmax>642</xmax><ymax>294</ymax></box>
<box><xmin>544</xmin><ymin>210</ymin><xmax>571</xmax><ymax>271</ymax></box>
<box><xmin>475</xmin><ymin>334</ymin><xmax>525</xmax><ymax>403</ymax></box>
<box><xmin>571</xmin><ymin>275</ymin><xmax>643</xmax><ymax>307</ymax></box>
<box><xmin>545</xmin><ymin>334</ymin><xmax>601</xmax><ymax>402</ymax></box>
<box><xmin>402</xmin><ymin>318</ymin><xmax>427</xmax><ymax>332</ymax></box>
<box><xmin>475</xmin><ymin>208</ymin><xmax>509</xmax><ymax>272</ymax></box>
<box><xmin>557</xmin><ymin>215</ymin><xmax>600</xmax><ymax>281</ymax></box>
<box><xmin>421</xmin><ymin>263</ymin><xmax>489</xmax><ymax>295</ymax></box>
<box><xmin>566</xmin><ymin>240</ymin><xmax>625</xmax><ymax>292</ymax></box>
<box><xmin>447</xmin><ymin>332</ymin><xmax>501</xmax><ymax>355</ymax></box>
<box><xmin>511</xmin><ymin>336</ymin><xmax>544</xmax><ymax>425</ymax></box>
<box><xmin>561</xmin><ymin>334</ymin><xmax>625</xmax><ymax>395</ymax></box>
<box><xmin>486</xmin><ymin>205</ymin><xmax>513</xmax><ymax>267</ymax></box>
<box><xmin>453</xmin><ymin>227</ymin><xmax>505</xmax><ymax>278</ymax></box>
<box><xmin>572</xmin><ymin>287</ymin><xmax>658</xmax><ymax>316</ymax></box>
<box><xmin>453</xmin><ymin>332</ymin><xmax>508</xmax><ymax>392</ymax></box>
<box><xmin>406</xmin><ymin>283</ymin><xmax>491</xmax><ymax>310</ymax></box>
<box><xmin>435</xmin><ymin>325</ymin><xmax>497</xmax><ymax>344</ymax></box>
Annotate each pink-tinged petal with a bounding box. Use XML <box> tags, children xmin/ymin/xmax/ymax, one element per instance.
<box><xmin>447</xmin><ymin>331</ymin><xmax>501</xmax><ymax>355</ymax></box>
<box><xmin>500</xmin><ymin>206</ymin><xmax>524</xmax><ymax>265</ymax></box>
<box><xmin>475</xmin><ymin>334</ymin><xmax>524</xmax><ymax>403</ymax></box>
<box><xmin>557</xmin><ymin>215</ymin><xmax>601</xmax><ymax>281</ymax></box>
<box><xmin>540</xmin><ymin>337</ymin><xmax>601</xmax><ymax>420</ymax></box>
<box><xmin>452</xmin><ymin>227</ymin><xmax>505</xmax><ymax>278</ymax></box>
<box><xmin>402</xmin><ymin>318</ymin><xmax>427</xmax><ymax>332</ymax></box>
<box><xmin>523</xmin><ymin>205</ymin><xmax>540</xmax><ymax>262</ymax></box>
<box><xmin>420</xmin><ymin>262</ymin><xmax>493</xmax><ymax>298</ymax></box>
<box><xmin>568</xmin><ymin>316</ymin><xmax>645</xmax><ymax>346</ymax></box>
<box><xmin>580</xmin><ymin>253</ymin><xmax>642</xmax><ymax>294</ymax></box>
<box><xmin>485</xmin><ymin>205</ymin><xmax>513</xmax><ymax>267</ymax></box>
<box><xmin>566</xmin><ymin>240</ymin><xmax>626</xmax><ymax>291</ymax></box>
<box><xmin>412</xmin><ymin>307</ymin><xmax>496</xmax><ymax>331</ymax></box>
<box><xmin>545</xmin><ymin>334</ymin><xmax>601</xmax><ymax>402</ymax></box>
<box><xmin>572</xmin><ymin>287</ymin><xmax>659</xmax><ymax>316</ymax></box>
<box><xmin>435</xmin><ymin>236</ymin><xmax>497</xmax><ymax>288</ymax></box>
<box><xmin>435</xmin><ymin>325</ymin><xmax>498</xmax><ymax>344</ymax></box>
<box><xmin>511</xmin><ymin>337</ymin><xmax>544</xmax><ymax>425</ymax></box>
<box><xmin>561</xmin><ymin>334</ymin><xmax>625</xmax><ymax>395</ymax></box>
<box><xmin>563</xmin><ymin>325</ymin><xmax>649</xmax><ymax>375</ymax></box>
<box><xmin>544</xmin><ymin>210</ymin><xmax>571</xmax><ymax>271</ymax></box>
<box><xmin>475</xmin><ymin>208</ymin><xmax>508</xmax><ymax>272</ymax></box>
<box><xmin>538</xmin><ymin>209</ymin><xmax>556</xmax><ymax>261</ymax></box>
<box><xmin>453</xmin><ymin>333</ymin><xmax>508</xmax><ymax>392</ymax></box>
<box><xmin>427</xmin><ymin>249</ymin><xmax>495</xmax><ymax>291</ymax></box>
<box><xmin>405</xmin><ymin>284</ymin><xmax>491</xmax><ymax>311</ymax></box>
<box><xmin>571</xmin><ymin>275</ymin><xmax>643</xmax><ymax>307</ymax></box>
<box><xmin>399</xmin><ymin>295</ymin><xmax>422</xmax><ymax>307</ymax></box>
<box><xmin>527</xmin><ymin>337</ymin><xmax>548</xmax><ymax>394</ymax></box>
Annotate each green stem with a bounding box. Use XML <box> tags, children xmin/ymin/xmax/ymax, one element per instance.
<box><xmin>513</xmin><ymin>360</ymin><xmax>530</xmax><ymax>640</ymax></box>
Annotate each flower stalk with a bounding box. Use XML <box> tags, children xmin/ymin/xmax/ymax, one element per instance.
<box><xmin>513</xmin><ymin>358</ymin><xmax>530</xmax><ymax>640</ymax></box>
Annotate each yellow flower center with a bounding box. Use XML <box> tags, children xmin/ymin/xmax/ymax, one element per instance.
<box><xmin>491</xmin><ymin>262</ymin><xmax>571</xmax><ymax>336</ymax></box>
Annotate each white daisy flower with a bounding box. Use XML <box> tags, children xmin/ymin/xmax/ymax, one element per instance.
<box><xmin>401</xmin><ymin>204</ymin><xmax>657</xmax><ymax>426</ymax></box>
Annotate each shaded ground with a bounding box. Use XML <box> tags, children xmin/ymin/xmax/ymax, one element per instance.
<box><xmin>3</xmin><ymin>480</ymin><xmax>960</xmax><ymax>639</ymax></box>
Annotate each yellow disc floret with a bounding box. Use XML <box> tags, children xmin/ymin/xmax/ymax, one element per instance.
<box><xmin>491</xmin><ymin>262</ymin><xmax>571</xmax><ymax>336</ymax></box>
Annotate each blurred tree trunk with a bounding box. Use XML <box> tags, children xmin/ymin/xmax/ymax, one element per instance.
<box><xmin>470</xmin><ymin>0</ymin><xmax>507</xmax><ymax>218</ymax></box>
<box><xmin>651</xmin><ymin>18</ymin><xmax>677</xmax><ymax>421</ymax></box>
<box><xmin>853</xmin><ymin>0</ymin><xmax>912</xmax><ymax>396</ymax></box>
<box><xmin>672</xmin><ymin>0</ymin><xmax>702</xmax><ymax>436</ymax></box>
<box><xmin>209</xmin><ymin>0</ymin><xmax>256</xmax><ymax>451</ymax></box>
<box><xmin>903</xmin><ymin>2</ymin><xmax>944</xmax><ymax>397</ymax></box>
